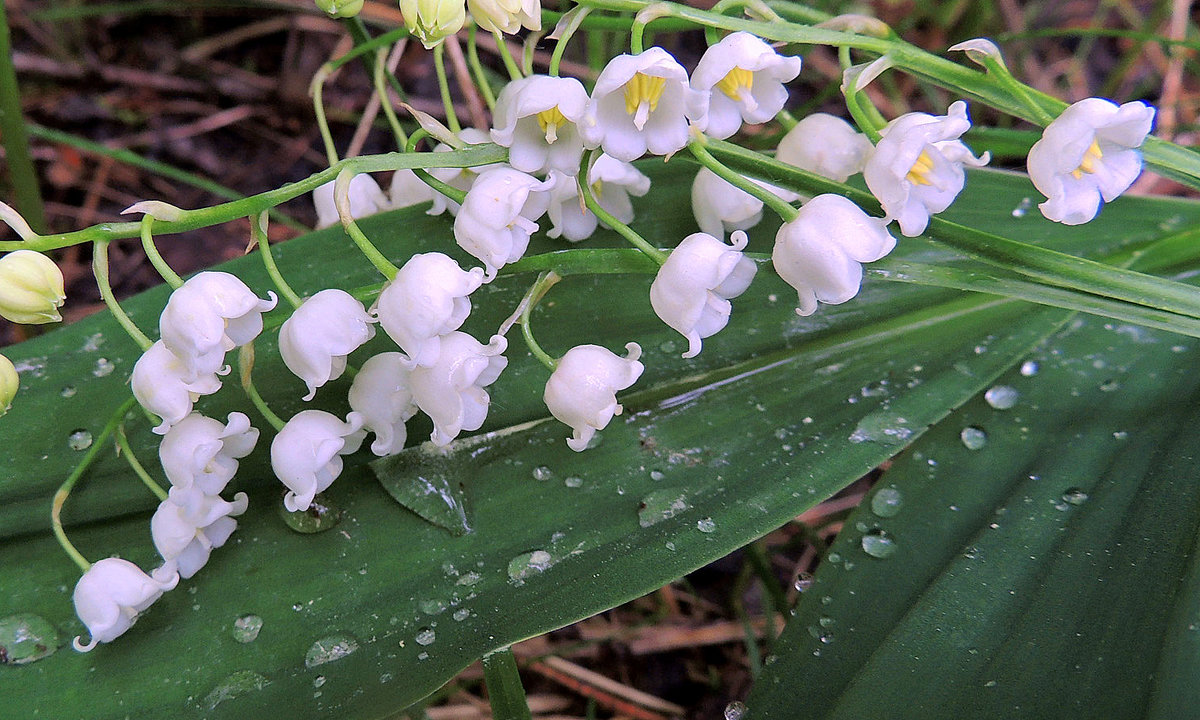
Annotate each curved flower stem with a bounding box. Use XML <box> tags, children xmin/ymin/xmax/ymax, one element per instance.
<box><xmin>52</xmin><ymin>396</ymin><xmax>137</xmax><ymax>573</ymax></box>
<box><xmin>482</xmin><ymin>648</ymin><xmax>533</xmax><ymax>720</ymax></box>
<box><xmin>433</xmin><ymin>43</ymin><xmax>462</xmax><ymax>135</ymax></box>
<box><xmin>492</xmin><ymin>30</ymin><xmax>525</xmax><ymax>82</ymax></box>
<box><xmin>629</xmin><ymin>15</ymin><xmax>648</xmax><ymax>54</ymax></box>
<box><xmin>237</xmin><ymin>344</ymin><xmax>286</xmax><ymax>433</ymax></box>
<box><xmin>775</xmin><ymin>108</ymin><xmax>799</xmax><ymax>131</ymax></box>
<box><xmin>252</xmin><ymin>212</ymin><xmax>303</xmax><ymax>309</ymax></box>
<box><xmin>335</xmin><ymin>168</ymin><xmax>400</xmax><ymax>281</ymax></box>
<box><xmin>688</xmin><ymin>134</ymin><xmax>799</xmax><ymax>223</ymax></box>
<box><xmin>405</xmin><ymin>130</ymin><xmax>470</xmax><ymax>205</ymax></box>
<box><xmin>550</xmin><ymin>8</ymin><xmax>590</xmax><ymax>77</ymax></box>
<box><xmin>579</xmin><ymin>149</ymin><xmax>667</xmax><ymax>265</ymax></box>
<box><xmin>140</xmin><ymin>216</ymin><xmax>184</xmax><ymax>289</ymax></box>
<box><xmin>93</xmin><ymin>239</ymin><xmax>153</xmax><ymax>351</ymax></box>
<box><xmin>115</xmin><ymin>424</ymin><xmax>167</xmax><ymax>502</ymax></box>
<box><xmin>703</xmin><ymin>0</ymin><xmax>781</xmax><ymax>45</ymax></box>
<box><xmin>310</xmin><ymin>67</ymin><xmax>340</xmax><ymax>167</ymax></box>
<box><xmin>509</xmin><ymin>271</ymin><xmax>561</xmax><ymax>371</ymax></box>
<box><xmin>373</xmin><ymin>46</ymin><xmax>409</xmax><ymax>149</ymax></box>
<box><xmin>466</xmin><ymin>26</ymin><xmax>498</xmax><ymax>111</ymax></box>
<box><xmin>839</xmin><ymin>46</ymin><xmax>884</xmax><ymax>142</ymax></box>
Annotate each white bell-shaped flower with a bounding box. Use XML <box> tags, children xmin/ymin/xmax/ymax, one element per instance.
<box><xmin>454</xmin><ymin>167</ymin><xmax>553</xmax><ymax>280</ymax></box>
<box><xmin>348</xmin><ymin>352</ymin><xmax>419</xmax><ymax>456</ymax></box>
<box><xmin>371</xmin><ymin>252</ymin><xmax>485</xmax><ymax>367</ymax></box>
<box><xmin>546</xmin><ymin>155</ymin><xmax>651</xmax><ymax>242</ymax></box>
<box><xmin>1027</xmin><ymin>98</ymin><xmax>1155</xmax><ymax>225</ymax></box>
<box><xmin>151</xmin><ymin>492</ymin><xmax>249</xmax><ymax>578</ymax></box>
<box><xmin>158</xmin><ymin>412</ymin><xmax>259</xmax><ymax>495</ymax></box>
<box><xmin>313</xmin><ymin>173</ymin><xmax>388</xmax><ymax>229</ymax></box>
<box><xmin>544</xmin><ymin>342</ymin><xmax>644</xmax><ymax>451</ymax></box>
<box><xmin>390</xmin><ymin>168</ymin><xmax>437</xmax><ymax>210</ymax></box>
<box><xmin>159</xmin><ymin>271</ymin><xmax>278</xmax><ymax>379</ymax></box>
<box><xmin>772</xmin><ymin>194</ymin><xmax>896</xmax><ymax>316</ymax></box>
<box><xmin>469</xmin><ymin>0</ymin><xmax>540</xmax><ymax>34</ymax></box>
<box><xmin>690</xmin><ymin>167</ymin><xmax>797</xmax><ymax>238</ymax></box>
<box><xmin>582</xmin><ymin>48</ymin><xmax>704</xmax><ymax>162</ymax></box>
<box><xmin>410</xmin><ymin>332</ymin><xmax>508</xmax><ymax>446</ymax></box>
<box><xmin>777</xmin><ymin>113</ymin><xmax>874</xmax><ymax>182</ymax></box>
<box><xmin>691</xmin><ymin>31</ymin><xmax>802</xmax><ymax>140</ymax></box>
<box><xmin>863</xmin><ymin>100</ymin><xmax>990</xmax><ymax>237</ymax></box>
<box><xmin>72</xmin><ymin>558</ymin><xmax>179</xmax><ymax>651</ymax></box>
<box><xmin>279</xmin><ymin>289</ymin><xmax>376</xmax><ymax>400</ymax></box>
<box><xmin>429</xmin><ymin>128</ymin><xmax>496</xmax><ymax>216</ymax></box>
<box><xmin>272</xmin><ymin>409</ymin><xmax>366</xmax><ymax>512</ymax></box>
<box><xmin>491</xmin><ymin>75</ymin><xmax>591</xmax><ymax>174</ymax></box>
<box><xmin>650</xmin><ymin>230</ymin><xmax>757</xmax><ymax>358</ymax></box>
<box><xmin>131</xmin><ymin>341</ymin><xmax>224</xmax><ymax>434</ymax></box>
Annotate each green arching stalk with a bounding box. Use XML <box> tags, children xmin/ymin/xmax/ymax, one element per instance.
<box><xmin>373</xmin><ymin>47</ymin><xmax>409</xmax><ymax>150</ymax></box>
<box><xmin>433</xmin><ymin>43</ymin><xmax>462</xmax><ymax>134</ymax></box>
<box><xmin>703</xmin><ymin>0</ymin><xmax>781</xmax><ymax>46</ymax></box>
<box><xmin>0</xmin><ymin>1</ymin><xmax>46</xmax><ymax>233</ymax></box>
<box><xmin>310</xmin><ymin>68</ymin><xmax>340</xmax><ymax>167</ymax></box>
<box><xmin>838</xmin><ymin>46</ymin><xmax>884</xmax><ymax>143</ymax></box>
<box><xmin>140</xmin><ymin>216</ymin><xmax>184</xmax><ymax>289</ymax></box>
<box><xmin>481</xmin><ymin>649</ymin><xmax>533</xmax><ymax>720</ymax></box>
<box><xmin>405</xmin><ymin>130</ymin><xmax>470</xmax><ymax>205</ymax></box>
<box><xmin>967</xmin><ymin>51</ymin><xmax>1055</xmax><ymax>126</ymax></box>
<box><xmin>252</xmin><ymin>212</ymin><xmax>303</xmax><ymax>309</ymax></box>
<box><xmin>629</xmin><ymin>13</ymin><xmax>648</xmax><ymax>53</ymax></box>
<box><xmin>115</xmin><ymin>424</ymin><xmax>167</xmax><ymax>502</ymax></box>
<box><xmin>332</xmin><ymin>25</ymin><xmax>410</xmax><ymax>73</ymax></box>
<box><xmin>52</xmin><ymin>396</ymin><xmax>138</xmax><ymax>573</ymax></box>
<box><xmin>550</xmin><ymin>8</ymin><xmax>591</xmax><ymax>77</ymax></box>
<box><xmin>335</xmin><ymin>169</ymin><xmax>401</xmax><ymax>280</ymax></box>
<box><xmin>774</xmin><ymin>108</ymin><xmax>799</xmax><ymax>131</ymax></box>
<box><xmin>516</xmin><ymin>271</ymin><xmax>561</xmax><ymax>371</ymax></box>
<box><xmin>93</xmin><ymin>240</ymin><xmax>153</xmax><ymax>351</ymax></box>
<box><xmin>237</xmin><ymin>344</ymin><xmax>286</xmax><ymax>433</ymax></box>
<box><xmin>466</xmin><ymin>26</ymin><xmax>498</xmax><ymax>111</ymax></box>
<box><xmin>688</xmin><ymin>136</ymin><xmax>799</xmax><ymax>223</ymax></box>
<box><xmin>493</xmin><ymin>29</ymin><xmax>525</xmax><ymax>82</ymax></box>
<box><xmin>577</xmin><ymin>150</ymin><xmax>667</xmax><ymax>264</ymax></box>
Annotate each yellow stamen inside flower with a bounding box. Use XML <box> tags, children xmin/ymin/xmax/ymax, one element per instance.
<box><xmin>623</xmin><ymin>73</ymin><xmax>667</xmax><ymax>116</ymax></box>
<box><xmin>536</xmin><ymin>106</ymin><xmax>567</xmax><ymax>144</ymax></box>
<box><xmin>716</xmin><ymin>67</ymin><xmax>754</xmax><ymax>101</ymax></box>
<box><xmin>906</xmin><ymin>150</ymin><xmax>937</xmax><ymax>186</ymax></box>
<box><xmin>1071</xmin><ymin>139</ymin><xmax>1103</xmax><ymax>180</ymax></box>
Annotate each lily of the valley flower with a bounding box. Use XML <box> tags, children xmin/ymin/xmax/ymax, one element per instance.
<box><xmin>313</xmin><ymin>173</ymin><xmax>388</xmax><ymax>229</ymax></box>
<box><xmin>429</xmin><ymin>128</ymin><xmax>496</xmax><ymax>216</ymax></box>
<box><xmin>583</xmin><ymin>48</ymin><xmax>703</xmax><ymax>162</ymax></box>
<box><xmin>348</xmin><ymin>352</ymin><xmax>419</xmax><ymax>456</ymax></box>
<box><xmin>772</xmin><ymin>194</ymin><xmax>897</xmax><ymax>316</ymax></box>
<box><xmin>390</xmin><ymin>169</ymin><xmax>437</xmax><ymax>210</ymax></box>
<box><xmin>72</xmin><ymin>558</ymin><xmax>179</xmax><ymax>651</ymax></box>
<box><xmin>1027</xmin><ymin>98</ymin><xmax>1155</xmax><ymax>225</ymax></box>
<box><xmin>544</xmin><ymin>342</ymin><xmax>644</xmax><ymax>451</ymax></box>
<box><xmin>158</xmin><ymin>412</ymin><xmax>259</xmax><ymax>495</ymax></box>
<box><xmin>279</xmin><ymin>289</ymin><xmax>376</xmax><ymax>400</ymax></box>
<box><xmin>690</xmin><ymin>167</ymin><xmax>796</xmax><ymax>238</ymax></box>
<box><xmin>650</xmin><ymin>231</ymin><xmax>757</xmax><ymax>358</ymax></box>
<box><xmin>0</xmin><ymin>249</ymin><xmax>66</xmax><ymax>324</ymax></box>
<box><xmin>1</xmin><ymin>353</ymin><xmax>17</xmax><ymax>416</ymax></box>
<box><xmin>454</xmin><ymin>167</ymin><xmax>553</xmax><ymax>280</ymax></box>
<box><xmin>372</xmin><ymin>252</ymin><xmax>485</xmax><ymax>367</ymax></box>
<box><xmin>691</xmin><ymin>31</ymin><xmax>802</xmax><ymax>140</ymax></box>
<box><xmin>469</xmin><ymin>0</ymin><xmax>540</xmax><ymax>34</ymax></box>
<box><xmin>863</xmin><ymin>100</ymin><xmax>989</xmax><ymax>237</ymax></box>
<box><xmin>159</xmin><ymin>271</ymin><xmax>278</xmax><ymax>378</ymax></box>
<box><xmin>546</xmin><ymin>155</ymin><xmax>651</xmax><ymax>242</ymax></box>
<box><xmin>272</xmin><ymin>410</ymin><xmax>366</xmax><ymax>512</ymax></box>
<box><xmin>410</xmin><ymin>332</ymin><xmax>508</xmax><ymax>446</ymax></box>
<box><xmin>151</xmin><ymin>491</ymin><xmax>249</xmax><ymax>578</ymax></box>
<box><xmin>400</xmin><ymin>0</ymin><xmax>466</xmax><ymax>48</ymax></box>
<box><xmin>131</xmin><ymin>341</ymin><xmax>224</xmax><ymax>434</ymax></box>
<box><xmin>777</xmin><ymin>113</ymin><xmax>874</xmax><ymax>183</ymax></box>
<box><xmin>491</xmin><ymin>75</ymin><xmax>591</xmax><ymax>174</ymax></box>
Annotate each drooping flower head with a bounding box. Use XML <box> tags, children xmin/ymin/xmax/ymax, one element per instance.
<box><xmin>544</xmin><ymin>343</ymin><xmax>644</xmax><ymax>451</ymax></box>
<box><xmin>0</xmin><ymin>250</ymin><xmax>66</xmax><ymax>325</ymax></box>
<box><xmin>131</xmin><ymin>341</ymin><xmax>224</xmax><ymax>434</ymax></box>
<box><xmin>72</xmin><ymin>558</ymin><xmax>179</xmax><ymax>651</ymax></box>
<box><xmin>546</xmin><ymin>155</ymin><xmax>651</xmax><ymax>242</ymax></box>
<box><xmin>348</xmin><ymin>352</ymin><xmax>419</xmax><ymax>456</ymax></box>
<box><xmin>371</xmin><ymin>252</ymin><xmax>485</xmax><ymax>367</ymax></box>
<box><xmin>772</xmin><ymin>194</ymin><xmax>896</xmax><ymax>316</ymax></box>
<box><xmin>1027</xmin><ymin>98</ymin><xmax>1155</xmax><ymax>225</ymax></box>
<box><xmin>650</xmin><ymin>230</ymin><xmax>757</xmax><ymax>358</ymax></box>
<box><xmin>151</xmin><ymin>492</ymin><xmax>249</xmax><ymax>578</ymax></box>
<box><xmin>690</xmin><ymin>167</ymin><xmax>796</xmax><ymax>238</ymax></box>
<box><xmin>410</xmin><ymin>332</ymin><xmax>508</xmax><ymax>446</ymax></box>
<box><xmin>863</xmin><ymin>100</ymin><xmax>989</xmax><ymax>237</ymax></box>
<box><xmin>454</xmin><ymin>167</ymin><xmax>553</xmax><ymax>280</ymax></box>
<box><xmin>469</xmin><ymin>0</ymin><xmax>540</xmax><ymax>35</ymax></box>
<box><xmin>777</xmin><ymin>113</ymin><xmax>874</xmax><ymax>183</ymax></box>
<box><xmin>491</xmin><ymin>75</ymin><xmax>591</xmax><ymax>174</ymax></box>
<box><xmin>272</xmin><ymin>410</ymin><xmax>366</xmax><ymax>512</ymax></box>
<box><xmin>583</xmin><ymin>48</ymin><xmax>704</xmax><ymax>162</ymax></box>
<box><xmin>159</xmin><ymin>271</ymin><xmax>277</xmax><ymax>378</ymax></box>
<box><xmin>313</xmin><ymin>173</ymin><xmax>388</xmax><ymax>229</ymax></box>
<box><xmin>279</xmin><ymin>289</ymin><xmax>376</xmax><ymax>400</ymax></box>
<box><xmin>691</xmin><ymin>31</ymin><xmax>801</xmax><ymax>140</ymax></box>
<box><xmin>158</xmin><ymin>411</ymin><xmax>259</xmax><ymax>495</ymax></box>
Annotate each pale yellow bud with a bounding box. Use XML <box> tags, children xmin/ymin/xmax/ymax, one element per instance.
<box><xmin>0</xmin><ymin>250</ymin><xmax>66</xmax><ymax>324</ymax></box>
<box><xmin>468</xmin><ymin>0</ymin><xmax>540</xmax><ymax>35</ymax></box>
<box><xmin>400</xmin><ymin>0</ymin><xmax>467</xmax><ymax>49</ymax></box>
<box><xmin>314</xmin><ymin>0</ymin><xmax>364</xmax><ymax>16</ymax></box>
<box><xmin>0</xmin><ymin>353</ymin><xmax>16</xmax><ymax>416</ymax></box>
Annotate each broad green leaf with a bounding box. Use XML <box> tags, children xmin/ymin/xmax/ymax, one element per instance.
<box><xmin>1</xmin><ymin>161</ymin><xmax>1199</xmax><ymax>718</ymax></box>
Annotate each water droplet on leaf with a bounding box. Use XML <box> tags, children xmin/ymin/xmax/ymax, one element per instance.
<box><xmin>960</xmin><ymin>426</ymin><xmax>987</xmax><ymax>450</ymax></box>
<box><xmin>67</xmin><ymin>429</ymin><xmax>92</xmax><ymax>451</ymax></box>
<box><xmin>305</xmin><ymin>634</ymin><xmax>360</xmax><ymax>668</ymax></box>
<box><xmin>0</xmin><ymin>613</ymin><xmax>58</xmax><ymax>665</ymax></box>
<box><xmin>870</xmin><ymin>487</ymin><xmax>903</xmax><ymax>518</ymax></box>
<box><xmin>231</xmin><ymin>614</ymin><xmax>263</xmax><ymax>643</ymax></box>
<box><xmin>861</xmin><ymin>529</ymin><xmax>897</xmax><ymax>558</ymax></box>
<box><xmin>279</xmin><ymin>495</ymin><xmax>343</xmax><ymax>533</ymax></box>
<box><xmin>415</xmin><ymin>628</ymin><xmax>436</xmax><ymax>646</ymax></box>
<box><xmin>983</xmin><ymin>385</ymin><xmax>1019</xmax><ymax>409</ymax></box>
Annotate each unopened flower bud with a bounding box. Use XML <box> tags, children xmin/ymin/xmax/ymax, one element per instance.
<box><xmin>400</xmin><ymin>0</ymin><xmax>467</xmax><ymax>49</ymax></box>
<box><xmin>0</xmin><ymin>250</ymin><xmax>66</xmax><ymax>324</ymax></box>
<box><xmin>315</xmin><ymin>0</ymin><xmax>364</xmax><ymax>16</ymax></box>
<box><xmin>0</xmin><ymin>353</ymin><xmax>16</xmax><ymax>416</ymax></box>
<box><xmin>469</xmin><ymin>0</ymin><xmax>540</xmax><ymax>35</ymax></box>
